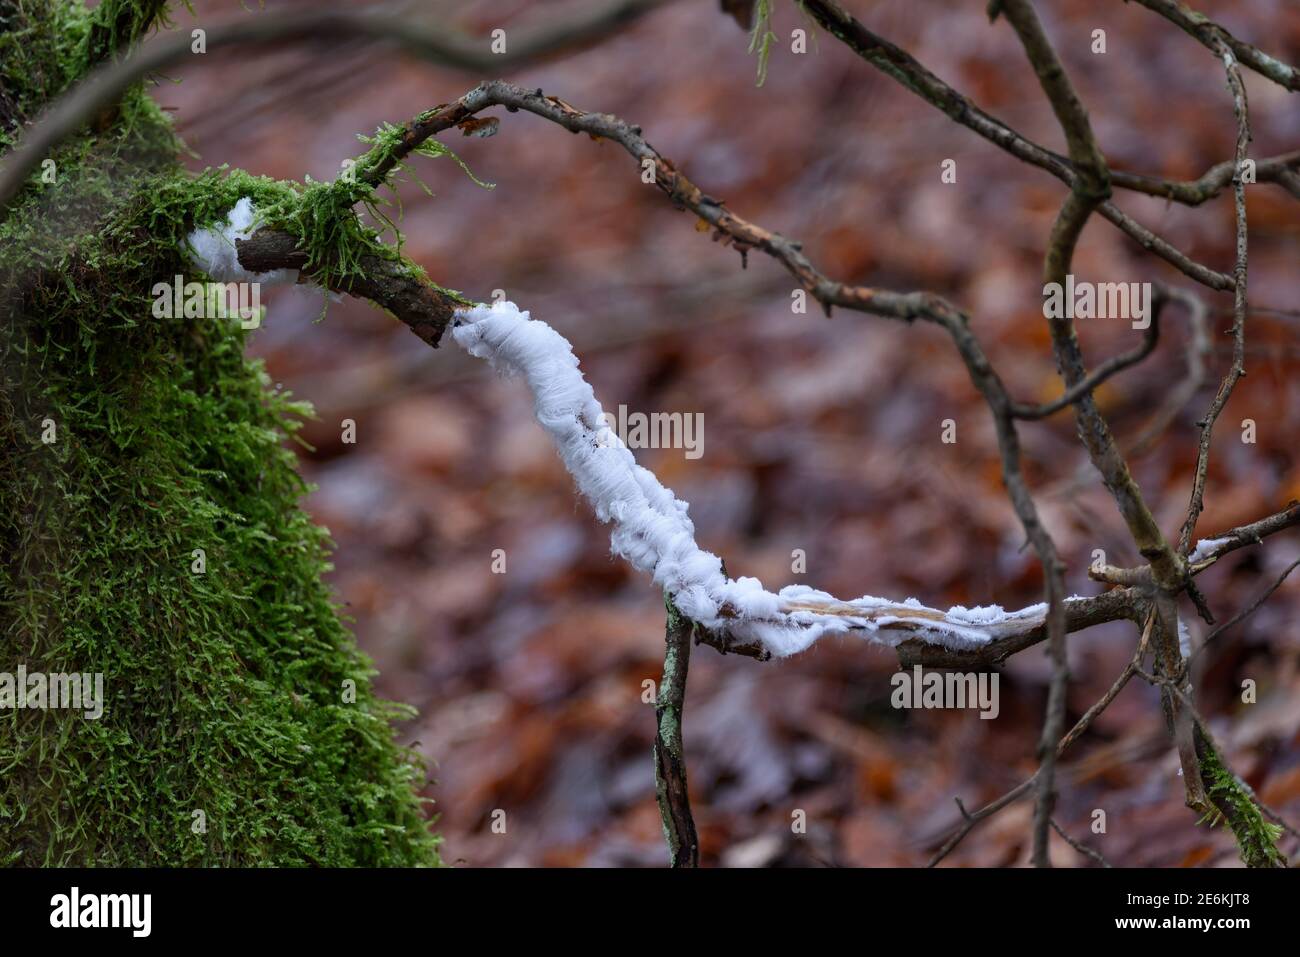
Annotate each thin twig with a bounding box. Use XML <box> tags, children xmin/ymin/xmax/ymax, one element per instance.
<box><xmin>1051</xmin><ymin>819</ymin><xmax>1112</xmax><ymax>867</ymax></box>
<box><xmin>1195</xmin><ymin>557</ymin><xmax>1300</xmax><ymax>658</ymax></box>
<box><xmin>1178</xmin><ymin>41</ymin><xmax>1253</xmax><ymax>555</ymax></box>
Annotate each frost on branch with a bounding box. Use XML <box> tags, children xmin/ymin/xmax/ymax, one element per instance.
<box><xmin>186</xmin><ymin>198</ymin><xmax>298</xmax><ymax>285</ymax></box>
<box><xmin>1189</xmin><ymin>536</ymin><xmax>1233</xmax><ymax>564</ymax></box>
<box><xmin>453</xmin><ymin>301</ymin><xmax>1068</xmax><ymax>657</ymax></box>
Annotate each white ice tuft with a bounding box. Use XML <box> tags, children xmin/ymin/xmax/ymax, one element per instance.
<box><xmin>1189</xmin><ymin>536</ymin><xmax>1233</xmax><ymax>563</ymax></box>
<box><xmin>186</xmin><ymin>197</ymin><xmax>299</xmax><ymax>285</ymax></box>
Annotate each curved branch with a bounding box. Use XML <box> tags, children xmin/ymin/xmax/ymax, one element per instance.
<box><xmin>1011</xmin><ymin>275</ymin><xmax>1164</xmax><ymax>420</ymax></box>
<box><xmin>1196</xmin><ymin>557</ymin><xmax>1300</xmax><ymax>656</ymax></box>
<box><xmin>0</xmin><ymin>2</ymin><xmax>667</xmax><ymax>213</ymax></box>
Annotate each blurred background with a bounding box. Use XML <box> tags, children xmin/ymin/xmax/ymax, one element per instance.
<box><xmin>151</xmin><ymin>0</ymin><xmax>1299</xmax><ymax>865</ymax></box>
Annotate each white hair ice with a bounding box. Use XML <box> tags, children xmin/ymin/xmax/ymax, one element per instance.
<box><xmin>452</xmin><ymin>301</ymin><xmax>1067</xmax><ymax>658</ymax></box>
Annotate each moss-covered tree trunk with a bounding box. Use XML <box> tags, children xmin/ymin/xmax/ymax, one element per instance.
<box><xmin>1</xmin><ymin>0</ymin><xmax>439</xmax><ymax>865</ymax></box>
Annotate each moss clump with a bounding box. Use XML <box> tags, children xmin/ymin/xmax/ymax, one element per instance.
<box><xmin>1</xmin><ymin>0</ymin><xmax>439</xmax><ymax>865</ymax></box>
<box><xmin>239</xmin><ymin>120</ymin><xmax>489</xmax><ymax>300</ymax></box>
<box><xmin>1198</xmin><ymin>742</ymin><xmax>1286</xmax><ymax>869</ymax></box>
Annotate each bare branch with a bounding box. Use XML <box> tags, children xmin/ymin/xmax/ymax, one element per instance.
<box><xmin>0</xmin><ymin>3</ymin><xmax>669</xmax><ymax>213</ymax></box>
<box><xmin>1113</xmin><ymin>150</ymin><xmax>1300</xmax><ymax>205</ymax></box>
<box><xmin>1088</xmin><ymin>564</ymin><xmax>1152</xmax><ymax>588</ymax></box>
<box><xmin>1126</xmin><ymin>0</ymin><xmax>1300</xmax><ymax>91</ymax></box>
<box><xmin>363</xmin><ymin>83</ymin><xmax>973</xmax><ymax>327</ymax></box>
<box><xmin>1051</xmin><ymin>819</ymin><xmax>1111</xmax><ymax>867</ymax></box>
<box><xmin>1002</xmin><ymin>0</ymin><xmax>1184</xmax><ymax>595</ymax></box>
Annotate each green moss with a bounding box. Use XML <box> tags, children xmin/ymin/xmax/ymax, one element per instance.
<box><xmin>1198</xmin><ymin>744</ymin><xmax>1286</xmax><ymax>869</ymax></box>
<box><xmin>232</xmin><ymin>120</ymin><xmax>489</xmax><ymax>301</ymax></box>
<box><xmin>0</xmin><ymin>0</ymin><xmax>91</xmax><ymax>134</ymax></box>
<box><xmin>364</xmin><ymin>120</ymin><xmax>496</xmax><ymax>193</ymax></box>
<box><xmin>748</xmin><ymin>0</ymin><xmax>778</xmax><ymax>87</ymax></box>
<box><xmin>82</xmin><ymin>0</ymin><xmax>180</xmax><ymax>67</ymax></box>
<box><xmin>1</xmin><ymin>1</ymin><xmax>439</xmax><ymax>865</ymax></box>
